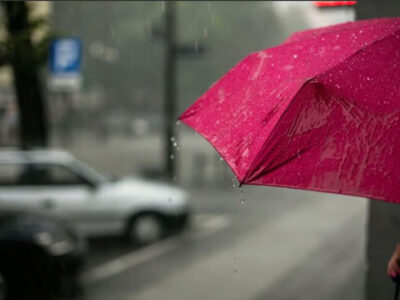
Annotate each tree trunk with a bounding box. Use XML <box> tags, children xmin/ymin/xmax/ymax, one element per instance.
<box><xmin>2</xmin><ymin>1</ymin><xmax>48</xmax><ymax>148</ymax></box>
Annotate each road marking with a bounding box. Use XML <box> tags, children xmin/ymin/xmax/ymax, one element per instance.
<box><xmin>82</xmin><ymin>213</ymin><xmax>231</xmax><ymax>285</ymax></box>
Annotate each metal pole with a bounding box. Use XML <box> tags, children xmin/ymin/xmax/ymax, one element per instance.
<box><xmin>164</xmin><ymin>1</ymin><xmax>177</xmax><ymax>181</ymax></box>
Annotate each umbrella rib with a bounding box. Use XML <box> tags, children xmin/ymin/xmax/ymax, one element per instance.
<box><xmin>243</xmin><ymin>26</ymin><xmax>400</xmax><ymax>185</ymax></box>
<box><xmin>241</xmin><ymin>77</ymin><xmax>316</xmax><ymax>185</ymax></box>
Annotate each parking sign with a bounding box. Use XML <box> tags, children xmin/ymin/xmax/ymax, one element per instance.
<box><xmin>49</xmin><ymin>38</ymin><xmax>82</xmax><ymax>91</ymax></box>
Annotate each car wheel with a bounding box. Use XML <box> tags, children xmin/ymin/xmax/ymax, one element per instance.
<box><xmin>127</xmin><ymin>214</ymin><xmax>164</xmax><ymax>245</ymax></box>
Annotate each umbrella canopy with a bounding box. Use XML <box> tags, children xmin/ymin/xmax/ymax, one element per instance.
<box><xmin>179</xmin><ymin>17</ymin><xmax>400</xmax><ymax>204</ymax></box>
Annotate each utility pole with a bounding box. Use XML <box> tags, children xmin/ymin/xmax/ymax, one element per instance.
<box><xmin>164</xmin><ymin>1</ymin><xmax>177</xmax><ymax>181</ymax></box>
<box><xmin>154</xmin><ymin>1</ymin><xmax>205</xmax><ymax>181</ymax></box>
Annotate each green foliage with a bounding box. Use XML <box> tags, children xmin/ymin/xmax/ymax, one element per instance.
<box><xmin>0</xmin><ymin>7</ymin><xmax>55</xmax><ymax>69</ymax></box>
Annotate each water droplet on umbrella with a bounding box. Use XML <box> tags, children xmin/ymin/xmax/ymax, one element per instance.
<box><xmin>293</xmin><ymin>54</ymin><xmax>298</xmax><ymax>59</ymax></box>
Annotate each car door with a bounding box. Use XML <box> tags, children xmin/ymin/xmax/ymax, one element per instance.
<box><xmin>32</xmin><ymin>163</ymin><xmax>123</xmax><ymax>237</ymax></box>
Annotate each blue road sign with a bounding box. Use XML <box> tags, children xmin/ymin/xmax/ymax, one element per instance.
<box><xmin>49</xmin><ymin>38</ymin><xmax>82</xmax><ymax>74</ymax></box>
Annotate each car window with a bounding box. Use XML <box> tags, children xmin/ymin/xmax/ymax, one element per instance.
<box><xmin>0</xmin><ymin>164</ymin><xmax>22</xmax><ymax>186</ymax></box>
<box><xmin>28</xmin><ymin>164</ymin><xmax>89</xmax><ymax>186</ymax></box>
<box><xmin>0</xmin><ymin>163</ymin><xmax>90</xmax><ymax>186</ymax></box>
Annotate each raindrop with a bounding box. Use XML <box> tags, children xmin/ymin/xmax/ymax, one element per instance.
<box><xmin>240</xmin><ymin>188</ymin><xmax>245</xmax><ymax>205</ymax></box>
<box><xmin>366</xmin><ymin>77</ymin><xmax>371</xmax><ymax>81</ymax></box>
<box><xmin>173</xmin><ymin>142</ymin><xmax>178</xmax><ymax>147</ymax></box>
<box><xmin>293</xmin><ymin>54</ymin><xmax>298</xmax><ymax>59</ymax></box>
<box><xmin>219</xmin><ymin>157</ymin><xmax>224</xmax><ymax>162</ymax></box>
<box><xmin>110</xmin><ymin>23</ymin><xmax>115</xmax><ymax>39</ymax></box>
<box><xmin>171</xmin><ymin>136</ymin><xmax>175</xmax><ymax>142</ymax></box>
<box><xmin>207</xmin><ymin>2</ymin><xmax>215</xmax><ymax>27</ymax></box>
<box><xmin>176</xmin><ymin>120</ymin><xmax>181</xmax><ymax>126</ymax></box>
<box><xmin>170</xmin><ymin>154</ymin><xmax>175</xmax><ymax>160</ymax></box>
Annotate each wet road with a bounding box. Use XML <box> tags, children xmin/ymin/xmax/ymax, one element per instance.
<box><xmin>71</xmin><ymin>186</ymin><xmax>367</xmax><ymax>300</ymax></box>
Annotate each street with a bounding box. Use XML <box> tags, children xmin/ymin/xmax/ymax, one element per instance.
<box><xmin>0</xmin><ymin>2</ymin><xmax>397</xmax><ymax>299</ymax></box>
<box><xmin>71</xmin><ymin>186</ymin><xmax>367</xmax><ymax>300</ymax></box>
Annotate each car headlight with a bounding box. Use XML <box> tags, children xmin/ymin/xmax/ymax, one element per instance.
<box><xmin>34</xmin><ymin>232</ymin><xmax>75</xmax><ymax>256</ymax></box>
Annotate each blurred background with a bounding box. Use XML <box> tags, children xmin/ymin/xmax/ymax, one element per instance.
<box><xmin>0</xmin><ymin>1</ymin><xmax>389</xmax><ymax>300</ymax></box>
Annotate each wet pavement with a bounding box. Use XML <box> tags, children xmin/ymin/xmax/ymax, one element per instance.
<box><xmin>67</xmin><ymin>186</ymin><xmax>367</xmax><ymax>300</ymax></box>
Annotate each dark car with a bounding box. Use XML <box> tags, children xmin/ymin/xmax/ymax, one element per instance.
<box><xmin>0</xmin><ymin>210</ymin><xmax>87</xmax><ymax>300</ymax></box>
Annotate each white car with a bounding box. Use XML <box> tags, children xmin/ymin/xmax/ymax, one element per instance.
<box><xmin>0</xmin><ymin>150</ymin><xmax>190</xmax><ymax>244</ymax></box>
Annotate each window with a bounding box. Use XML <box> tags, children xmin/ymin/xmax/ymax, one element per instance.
<box><xmin>29</xmin><ymin>164</ymin><xmax>89</xmax><ymax>186</ymax></box>
<box><xmin>0</xmin><ymin>163</ymin><xmax>89</xmax><ymax>186</ymax></box>
<box><xmin>0</xmin><ymin>164</ymin><xmax>22</xmax><ymax>186</ymax></box>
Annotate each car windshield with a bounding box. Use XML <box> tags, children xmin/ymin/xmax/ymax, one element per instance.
<box><xmin>71</xmin><ymin>159</ymin><xmax>110</xmax><ymax>184</ymax></box>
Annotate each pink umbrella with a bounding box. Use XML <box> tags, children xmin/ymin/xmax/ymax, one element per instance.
<box><xmin>179</xmin><ymin>17</ymin><xmax>400</xmax><ymax>204</ymax></box>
